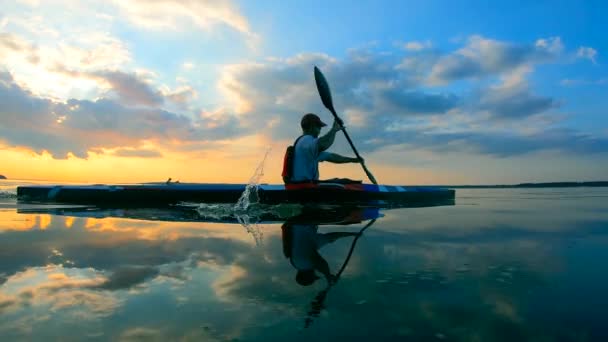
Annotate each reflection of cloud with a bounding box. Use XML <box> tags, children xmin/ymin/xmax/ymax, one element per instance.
<box><xmin>0</xmin><ymin>265</ymin><xmax>121</xmax><ymax>319</ymax></box>
<box><xmin>97</xmin><ymin>266</ymin><xmax>159</xmax><ymax>290</ymax></box>
<box><xmin>0</xmin><ymin>293</ymin><xmax>17</xmax><ymax>314</ymax></box>
<box><xmin>119</xmin><ymin>327</ymin><xmax>164</xmax><ymax>342</ymax></box>
<box><xmin>1</xmin><ymin>199</ymin><xmax>607</xmax><ymax>340</ymax></box>
<box><xmin>0</xmin><ymin>214</ymin><xmax>264</xmax><ymax>286</ymax></box>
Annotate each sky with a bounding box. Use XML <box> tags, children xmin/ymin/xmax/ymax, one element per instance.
<box><xmin>1</xmin><ymin>0</ymin><xmax>607</xmax><ymax>185</ymax></box>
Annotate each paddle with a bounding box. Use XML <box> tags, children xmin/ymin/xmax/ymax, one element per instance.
<box><xmin>314</xmin><ymin>66</ymin><xmax>378</xmax><ymax>185</ymax></box>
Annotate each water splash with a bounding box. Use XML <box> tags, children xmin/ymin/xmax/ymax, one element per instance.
<box><xmin>234</xmin><ymin>147</ymin><xmax>271</xmax><ymax>212</ymax></box>
<box><xmin>194</xmin><ymin>148</ymin><xmax>272</xmax><ymax>245</ymax></box>
<box><xmin>0</xmin><ymin>190</ymin><xmax>17</xmax><ymax>199</ymax></box>
<box><xmin>192</xmin><ymin>203</ymin><xmax>239</xmax><ymax>220</ymax></box>
<box><xmin>235</xmin><ymin>213</ymin><xmax>264</xmax><ymax>246</ymax></box>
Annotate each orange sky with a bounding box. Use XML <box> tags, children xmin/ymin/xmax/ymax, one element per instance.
<box><xmin>0</xmin><ymin>140</ymin><xmax>453</xmax><ymax>185</ymax></box>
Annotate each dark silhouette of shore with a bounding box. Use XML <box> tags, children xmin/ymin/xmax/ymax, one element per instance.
<box><xmin>0</xmin><ymin>175</ymin><xmax>6</xmax><ymax>180</ymax></box>
<box><xmin>428</xmin><ymin>181</ymin><xmax>608</xmax><ymax>189</ymax></box>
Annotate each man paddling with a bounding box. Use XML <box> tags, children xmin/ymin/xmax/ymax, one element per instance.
<box><xmin>285</xmin><ymin>113</ymin><xmax>362</xmax><ymax>183</ymax></box>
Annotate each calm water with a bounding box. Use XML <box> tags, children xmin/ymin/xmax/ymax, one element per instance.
<box><xmin>1</xmin><ymin>181</ymin><xmax>608</xmax><ymax>341</ymax></box>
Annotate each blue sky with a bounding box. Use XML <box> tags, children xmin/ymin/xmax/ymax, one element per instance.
<box><xmin>0</xmin><ymin>0</ymin><xmax>606</xmax><ymax>184</ymax></box>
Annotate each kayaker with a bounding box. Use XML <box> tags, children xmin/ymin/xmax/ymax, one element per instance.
<box><xmin>282</xmin><ymin>222</ymin><xmax>359</xmax><ymax>286</ymax></box>
<box><xmin>284</xmin><ymin>113</ymin><xmax>362</xmax><ymax>183</ymax></box>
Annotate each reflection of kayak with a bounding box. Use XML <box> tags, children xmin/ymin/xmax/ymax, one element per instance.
<box><xmin>17</xmin><ymin>204</ymin><xmax>382</xmax><ymax>226</ymax></box>
<box><xmin>17</xmin><ymin>182</ymin><xmax>455</xmax><ymax>206</ymax></box>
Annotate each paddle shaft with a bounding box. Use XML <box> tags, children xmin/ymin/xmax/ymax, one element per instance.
<box><xmin>328</xmin><ymin>108</ymin><xmax>378</xmax><ymax>185</ymax></box>
<box><xmin>335</xmin><ymin>218</ymin><xmax>376</xmax><ymax>278</ymax></box>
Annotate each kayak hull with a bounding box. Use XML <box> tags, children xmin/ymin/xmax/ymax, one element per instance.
<box><xmin>17</xmin><ymin>183</ymin><xmax>455</xmax><ymax>207</ymax></box>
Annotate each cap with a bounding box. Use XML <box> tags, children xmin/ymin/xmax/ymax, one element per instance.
<box><xmin>301</xmin><ymin>113</ymin><xmax>327</xmax><ymax>129</ymax></box>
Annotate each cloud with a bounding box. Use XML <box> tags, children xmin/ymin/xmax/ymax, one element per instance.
<box><xmin>357</xmin><ymin>127</ymin><xmax>608</xmax><ymax>157</ymax></box>
<box><xmin>401</xmin><ymin>40</ymin><xmax>433</xmax><ymax>51</ymax></box>
<box><xmin>48</xmin><ymin>66</ymin><xmax>163</xmax><ymax>107</ymax></box>
<box><xmin>218</xmin><ymin>50</ymin><xmax>456</xmax><ymax>140</ymax></box>
<box><xmin>576</xmin><ymin>46</ymin><xmax>598</xmax><ymax>64</ymax></box>
<box><xmin>429</xmin><ymin>36</ymin><xmax>563</xmax><ymax>83</ymax></box>
<box><xmin>1</xmin><ymin>32</ymin><xmax>604</xmax><ymax>161</ymax></box>
<box><xmin>0</xmin><ymin>72</ymin><xmax>244</xmax><ymax>158</ymax></box>
<box><xmin>1</xmin><ymin>27</ymin><xmax>133</xmax><ymax>102</ymax></box>
<box><xmin>378</xmin><ymin>89</ymin><xmax>459</xmax><ymax>114</ymax></box>
<box><xmin>477</xmin><ymin>86</ymin><xmax>556</xmax><ymax>119</ymax></box>
<box><xmin>10</xmin><ymin>0</ymin><xmax>254</xmax><ymax>38</ymax></box>
<box><xmin>0</xmin><ymin>32</ymin><xmax>40</xmax><ymax>64</ymax></box>
<box><xmin>111</xmin><ymin>0</ymin><xmax>254</xmax><ymax>37</ymax></box>
<box><xmin>163</xmin><ymin>85</ymin><xmax>198</xmax><ymax>106</ymax></box>
<box><xmin>112</xmin><ymin>148</ymin><xmax>163</xmax><ymax>158</ymax></box>
<box><xmin>98</xmin><ymin>70</ymin><xmax>164</xmax><ymax>107</ymax></box>
<box><xmin>214</xmin><ymin>41</ymin><xmax>608</xmax><ymax>158</ymax></box>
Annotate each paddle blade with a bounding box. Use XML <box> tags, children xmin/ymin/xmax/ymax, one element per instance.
<box><xmin>314</xmin><ymin>66</ymin><xmax>336</xmax><ymax>114</ymax></box>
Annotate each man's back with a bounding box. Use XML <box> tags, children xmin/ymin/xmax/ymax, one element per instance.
<box><xmin>292</xmin><ymin>135</ymin><xmax>329</xmax><ymax>182</ymax></box>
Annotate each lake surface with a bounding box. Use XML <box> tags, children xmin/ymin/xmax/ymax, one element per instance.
<box><xmin>1</xmin><ymin>181</ymin><xmax>608</xmax><ymax>341</ymax></box>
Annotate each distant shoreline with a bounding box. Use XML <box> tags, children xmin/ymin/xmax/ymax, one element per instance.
<box><xmin>0</xmin><ymin>175</ymin><xmax>6</xmax><ymax>180</ymax></box>
<box><xmin>431</xmin><ymin>181</ymin><xmax>608</xmax><ymax>189</ymax></box>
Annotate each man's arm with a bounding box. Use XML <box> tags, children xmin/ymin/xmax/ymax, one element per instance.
<box><xmin>322</xmin><ymin>153</ymin><xmax>362</xmax><ymax>164</ymax></box>
<box><xmin>317</xmin><ymin>120</ymin><xmax>342</xmax><ymax>151</ymax></box>
<box><xmin>313</xmin><ymin>252</ymin><xmax>336</xmax><ymax>284</ymax></box>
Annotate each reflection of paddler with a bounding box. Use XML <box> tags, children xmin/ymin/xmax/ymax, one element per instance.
<box><xmin>281</xmin><ymin>211</ymin><xmax>362</xmax><ymax>286</ymax></box>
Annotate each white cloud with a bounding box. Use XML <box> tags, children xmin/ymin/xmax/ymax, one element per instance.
<box><xmin>429</xmin><ymin>36</ymin><xmax>563</xmax><ymax>84</ymax></box>
<box><xmin>182</xmin><ymin>62</ymin><xmax>195</xmax><ymax>70</ymax></box>
<box><xmin>111</xmin><ymin>0</ymin><xmax>253</xmax><ymax>37</ymax></box>
<box><xmin>576</xmin><ymin>46</ymin><xmax>598</xmax><ymax>64</ymax></box>
<box><xmin>402</xmin><ymin>40</ymin><xmax>432</xmax><ymax>51</ymax></box>
<box><xmin>0</xmin><ymin>71</ymin><xmax>243</xmax><ymax>158</ymax></box>
<box><xmin>1</xmin><ymin>28</ymin><xmax>606</xmax><ymax>162</ymax></box>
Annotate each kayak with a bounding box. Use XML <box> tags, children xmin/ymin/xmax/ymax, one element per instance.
<box><xmin>16</xmin><ymin>182</ymin><xmax>455</xmax><ymax>207</ymax></box>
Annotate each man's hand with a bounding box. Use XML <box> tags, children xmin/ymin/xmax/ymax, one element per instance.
<box><xmin>331</xmin><ymin>119</ymin><xmax>343</xmax><ymax>133</ymax></box>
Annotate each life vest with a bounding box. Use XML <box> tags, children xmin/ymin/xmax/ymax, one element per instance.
<box><xmin>281</xmin><ymin>135</ymin><xmax>305</xmax><ymax>184</ymax></box>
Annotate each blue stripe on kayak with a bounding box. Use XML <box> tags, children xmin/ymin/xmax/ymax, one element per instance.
<box><xmin>259</xmin><ymin>184</ymin><xmax>285</xmax><ymax>191</ymax></box>
<box><xmin>20</xmin><ymin>183</ymin><xmax>450</xmax><ymax>193</ymax></box>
